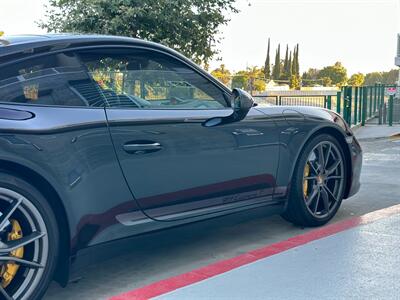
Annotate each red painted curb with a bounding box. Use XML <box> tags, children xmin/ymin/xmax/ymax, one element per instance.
<box><xmin>109</xmin><ymin>204</ymin><xmax>400</xmax><ymax>300</ymax></box>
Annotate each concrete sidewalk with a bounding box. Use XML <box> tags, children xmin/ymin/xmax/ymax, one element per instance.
<box><xmin>354</xmin><ymin>124</ymin><xmax>400</xmax><ymax>141</ymax></box>
<box><xmin>113</xmin><ymin>206</ymin><xmax>400</xmax><ymax>300</ymax></box>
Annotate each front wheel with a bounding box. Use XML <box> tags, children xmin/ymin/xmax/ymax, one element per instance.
<box><xmin>282</xmin><ymin>134</ymin><xmax>347</xmax><ymax>227</ymax></box>
<box><xmin>0</xmin><ymin>173</ymin><xmax>58</xmax><ymax>300</ymax></box>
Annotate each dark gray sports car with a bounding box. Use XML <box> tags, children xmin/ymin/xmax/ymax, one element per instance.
<box><xmin>0</xmin><ymin>34</ymin><xmax>362</xmax><ymax>299</ymax></box>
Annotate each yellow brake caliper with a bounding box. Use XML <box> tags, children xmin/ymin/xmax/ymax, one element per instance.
<box><xmin>303</xmin><ymin>163</ymin><xmax>310</xmax><ymax>199</ymax></box>
<box><xmin>1</xmin><ymin>220</ymin><xmax>24</xmax><ymax>288</ymax></box>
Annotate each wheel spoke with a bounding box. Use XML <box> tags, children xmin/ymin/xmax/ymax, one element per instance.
<box><xmin>324</xmin><ymin>144</ymin><xmax>332</xmax><ymax>169</ymax></box>
<box><xmin>326</xmin><ymin>159</ymin><xmax>341</xmax><ymax>176</ymax></box>
<box><xmin>0</xmin><ymin>256</ymin><xmax>44</xmax><ymax>269</ymax></box>
<box><xmin>312</xmin><ymin>188</ymin><xmax>321</xmax><ymax>213</ymax></box>
<box><xmin>326</xmin><ymin>175</ymin><xmax>343</xmax><ymax>180</ymax></box>
<box><xmin>317</xmin><ymin>144</ymin><xmax>325</xmax><ymax>172</ymax></box>
<box><xmin>308</xmin><ymin>161</ymin><xmax>319</xmax><ymax>175</ymax></box>
<box><xmin>320</xmin><ymin>187</ymin><xmax>330</xmax><ymax>213</ymax></box>
<box><xmin>0</xmin><ymin>197</ymin><xmax>23</xmax><ymax>231</ymax></box>
<box><xmin>306</xmin><ymin>186</ymin><xmax>319</xmax><ymax>206</ymax></box>
<box><xmin>0</xmin><ymin>231</ymin><xmax>45</xmax><ymax>254</ymax></box>
<box><xmin>0</xmin><ymin>285</ymin><xmax>13</xmax><ymax>300</ymax></box>
<box><xmin>304</xmin><ymin>176</ymin><xmax>318</xmax><ymax>180</ymax></box>
<box><xmin>324</xmin><ymin>185</ymin><xmax>339</xmax><ymax>203</ymax></box>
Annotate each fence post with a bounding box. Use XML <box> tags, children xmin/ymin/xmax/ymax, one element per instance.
<box><xmin>343</xmin><ymin>87</ymin><xmax>347</xmax><ymax>121</ymax></box>
<box><xmin>368</xmin><ymin>86</ymin><xmax>372</xmax><ymax>117</ymax></box>
<box><xmin>373</xmin><ymin>83</ymin><xmax>377</xmax><ymax>113</ymax></box>
<box><xmin>358</xmin><ymin>86</ymin><xmax>362</xmax><ymax>123</ymax></box>
<box><xmin>347</xmin><ymin>87</ymin><xmax>352</xmax><ymax>124</ymax></box>
<box><xmin>383</xmin><ymin>103</ymin><xmax>387</xmax><ymax>124</ymax></box>
<box><xmin>353</xmin><ymin>86</ymin><xmax>358</xmax><ymax>125</ymax></box>
<box><xmin>327</xmin><ymin>95</ymin><xmax>332</xmax><ymax>110</ymax></box>
<box><xmin>336</xmin><ymin>91</ymin><xmax>341</xmax><ymax>114</ymax></box>
<box><xmin>343</xmin><ymin>86</ymin><xmax>352</xmax><ymax>124</ymax></box>
<box><xmin>378</xmin><ymin>84</ymin><xmax>383</xmax><ymax>124</ymax></box>
<box><xmin>388</xmin><ymin>94</ymin><xmax>394</xmax><ymax>126</ymax></box>
<box><xmin>361</xmin><ymin>86</ymin><xmax>367</xmax><ymax>126</ymax></box>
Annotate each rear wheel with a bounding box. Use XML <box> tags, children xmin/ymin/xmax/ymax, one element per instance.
<box><xmin>0</xmin><ymin>173</ymin><xmax>58</xmax><ymax>300</ymax></box>
<box><xmin>282</xmin><ymin>134</ymin><xmax>346</xmax><ymax>227</ymax></box>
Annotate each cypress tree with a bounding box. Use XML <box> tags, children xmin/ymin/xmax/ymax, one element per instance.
<box><xmin>294</xmin><ymin>44</ymin><xmax>300</xmax><ymax>76</ymax></box>
<box><xmin>288</xmin><ymin>51</ymin><xmax>292</xmax><ymax>78</ymax></box>
<box><xmin>292</xmin><ymin>46</ymin><xmax>297</xmax><ymax>76</ymax></box>
<box><xmin>264</xmin><ymin>38</ymin><xmax>271</xmax><ymax>80</ymax></box>
<box><xmin>290</xmin><ymin>44</ymin><xmax>301</xmax><ymax>89</ymax></box>
<box><xmin>282</xmin><ymin>45</ymin><xmax>289</xmax><ymax>80</ymax></box>
<box><xmin>272</xmin><ymin>44</ymin><xmax>281</xmax><ymax>80</ymax></box>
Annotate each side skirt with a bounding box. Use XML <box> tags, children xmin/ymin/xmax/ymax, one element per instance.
<box><xmin>68</xmin><ymin>201</ymin><xmax>285</xmax><ymax>278</ymax></box>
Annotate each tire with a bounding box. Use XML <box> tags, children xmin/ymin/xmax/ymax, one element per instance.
<box><xmin>0</xmin><ymin>172</ymin><xmax>59</xmax><ymax>300</ymax></box>
<box><xmin>282</xmin><ymin>134</ymin><xmax>347</xmax><ymax>227</ymax></box>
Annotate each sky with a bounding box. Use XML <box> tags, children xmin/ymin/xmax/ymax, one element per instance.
<box><xmin>1</xmin><ymin>0</ymin><xmax>399</xmax><ymax>75</ymax></box>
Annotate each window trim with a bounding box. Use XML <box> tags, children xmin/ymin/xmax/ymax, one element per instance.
<box><xmin>0</xmin><ymin>44</ymin><xmax>232</xmax><ymax>109</ymax></box>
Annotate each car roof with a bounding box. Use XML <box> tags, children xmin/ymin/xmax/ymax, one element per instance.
<box><xmin>0</xmin><ymin>33</ymin><xmax>178</xmax><ymax>62</ymax></box>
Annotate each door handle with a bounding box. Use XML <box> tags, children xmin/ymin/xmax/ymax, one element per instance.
<box><xmin>123</xmin><ymin>142</ymin><xmax>162</xmax><ymax>154</ymax></box>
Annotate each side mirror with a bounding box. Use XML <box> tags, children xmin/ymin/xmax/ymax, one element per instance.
<box><xmin>231</xmin><ymin>88</ymin><xmax>255</xmax><ymax>120</ymax></box>
<box><xmin>203</xmin><ymin>88</ymin><xmax>255</xmax><ymax>127</ymax></box>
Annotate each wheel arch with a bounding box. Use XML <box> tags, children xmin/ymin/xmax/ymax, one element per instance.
<box><xmin>289</xmin><ymin>125</ymin><xmax>353</xmax><ymax>200</ymax></box>
<box><xmin>0</xmin><ymin>159</ymin><xmax>71</xmax><ymax>287</ymax></box>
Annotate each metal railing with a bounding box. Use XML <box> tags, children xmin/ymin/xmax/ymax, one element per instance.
<box><xmin>253</xmin><ymin>84</ymin><xmax>399</xmax><ymax>127</ymax></box>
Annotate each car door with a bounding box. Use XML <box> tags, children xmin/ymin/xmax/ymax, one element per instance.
<box><xmin>80</xmin><ymin>47</ymin><xmax>281</xmax><ymax>221</ymax></box>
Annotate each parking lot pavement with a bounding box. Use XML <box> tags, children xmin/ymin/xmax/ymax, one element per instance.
<box><xmin>44</xmin><ymin>137</ymin><xmax>400</xmax><ymax>300</ymax></box>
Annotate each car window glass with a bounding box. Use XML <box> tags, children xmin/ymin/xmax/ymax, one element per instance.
<box><xmin>79</xmin><ymin>48</ymin><xmax>227</xmax><ymax>109</ymax></box>
<box><xmin>0</xmin><ymin>53</ymin><xmax>107</xmax><ymax>107</ymax></box>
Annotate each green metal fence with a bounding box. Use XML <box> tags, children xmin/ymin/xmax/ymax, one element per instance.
<box><xmin>341</xmin><ymin>84</ymin><xmax>400</xmax><ymax>126</ymax></box>
<box><xmin>254</xmin><ymin>84</ymin><xmax>399</xmax><ymax>127</ymax></box>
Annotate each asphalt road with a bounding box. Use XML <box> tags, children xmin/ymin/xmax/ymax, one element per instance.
<box><xmin>44</xmin><ymin>137</ymin><xmax>400</xmax><ymax>300</ymax></box>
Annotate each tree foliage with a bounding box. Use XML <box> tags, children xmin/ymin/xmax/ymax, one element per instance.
<box><xmin>211</xmin><ymin>64</ymin><xmax>231</xmax><ymax>86</ymax></box>
<box><xmin>320</xmin><ymin>77</ymin><xmax>332</xmax><ymax>87</ymax></box>
<box><xmin>247</xmin><ymin>66</ymin><xmax>266</xmax><ymax>92</ymax></box>
<box><xmin>231</xmin><ymin>67</ymin><xmax>265</xmax><ymax>93</ymax></box>
<box><xmin>39</xmin><ymin>0</ymin><xmax>238</xmax><ymax>65</ymax></box>
<box><xmin>231</xmin><ymin>71</ymin><xmax>248</xmax><ymax>90</ymax></box>
<box><xmin>272</xmin><ymin>44</ymin><xmax>281</xmax><ymax>80</ymax></box>
<box><xmin>281</xmin><ymin>45</ymin><xmax>290</xmax><ymax>80</ymax></box>
<box><xmin>364</xmin><ymin>69</ymin><xmax>398</xmax><ymax>85</ymax></box>
<box><xmin>302</xmin><ymin>68</ymin><xmax>321</xmax><ymax>86</ymax></box>
<box><xmin>289</xmin><ymin>74</ymin><xmax>301</xmax><ymax>90</ymax></box>
<box><xmin>288</xmin><ymin>44</ymin><xmax>300</xmax><ymax>88</ymax></box>
<box><xmin>291</xmin><ymin>44</ymin><xmax>299</xmax><ymax>77</ymax></box>
<box><xmin>364</xmin><ymin>72</ymin><xmax>383</xmax><ymax>85</ymax></box>
<box><xmin>264</xmin><ymin>38</ymin><xmax>271</xmax><ymax>80</ymax></box>
<box><xmin>381</xmin><ymin>69</ymin><xmax>399</xmax><ymax>84</ymax></box>
<box><xmin>348</xmin><ymin>73</ymin><xmax>365</xmax><ymax>86</ymax></box>
<box><xmin>318</xmin><ymin>62</ymin><xmax>347</xmax><ymax>87</ymax></box>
